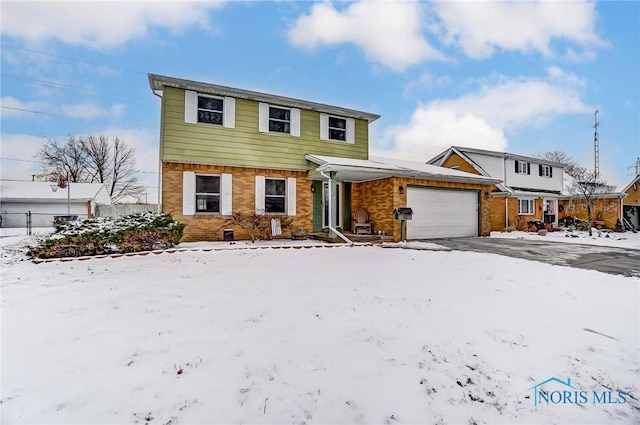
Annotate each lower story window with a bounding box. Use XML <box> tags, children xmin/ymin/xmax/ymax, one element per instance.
<box><xmin>518</xmin><ymin>198</ymin><xmax>535</xmax><ymax>215</ymax></box>
<box><xmin>196</xmin><ymin>175</ymin><xmax>220</xmax><ymax>213</ymax></box>
<box><xmin>265</xmin><ymin>178</ymin><xmax>286</xmax><ymax>213</ymax></box>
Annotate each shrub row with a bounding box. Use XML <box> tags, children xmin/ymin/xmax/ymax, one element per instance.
<box><xmin>28</xmin><ymin>212</ymin><xmax>186</xmax><ymax>259</ymax></box>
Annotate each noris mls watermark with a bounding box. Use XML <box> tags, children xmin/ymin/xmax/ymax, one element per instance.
<box><xmin>527</xmin><ymin>377</ymin><xmax>628</xmax><ymax>407</ymax></box>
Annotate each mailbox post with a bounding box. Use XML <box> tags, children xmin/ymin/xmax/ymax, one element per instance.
<box><xmin>393</xmin><ymin>207</ymin><xmax>413</xmax><ymax>241</ymax></box>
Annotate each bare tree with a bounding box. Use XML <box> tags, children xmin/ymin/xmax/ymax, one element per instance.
<box><xmin>37</xmin><ymin>136</ymin><xmax>88</xmax><ymax>183</ymax></box>
<box><xmin>37</xmin><ymin>135</ymin><xmax>144</xmax><ymax>203</ymax></box>
<box><xmin>537</xmin><ymin>151</ymin><xmax>580</xmax><ymax>178</ymax></box>
<box><xmin>568</xmin><ymin>166</ymin><xmax>609</xmax><ymax>236</ymax></box>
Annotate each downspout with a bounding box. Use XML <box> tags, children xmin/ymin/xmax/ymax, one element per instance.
<box><xmin>153</xmin><ymin>89</ymin><xmax>163</xmax><ymax>213</ymax></box>
<box><xmin>319</xmin><ymin>171</ymin><xmax>354</xmax><ymax>245</ymax></box>
<box><xmin>505</xmin><ymin>197</ymin><xmax>508</xmax><ymax>229</ymax></box>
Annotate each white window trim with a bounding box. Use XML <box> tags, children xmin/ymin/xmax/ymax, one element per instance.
<box><xmin>264</xmin><ymin>177</ymin><xmax>287</xmax><ymax>214</ymax></box>
<box><xmin>518</xmin><ymin>198</ymin><xmax>535</xmax><ymax>215</ymax></box>
<box><xmin>184</xmin><ymin>90</ymin><xmax>235</xmax><ymax>128</ymax></box>
<box><xmin>195</xmin><ymin>174</ymin><xmax>221</xmax><ymax>214</ymax></box>
<box><xmin>516</xmin><ymin>160</ymin><xmax>529</xmax><ymax>175</ymax></box>
<box><xmin>320</xmin><ymin>113</ymin><xmax>354</xmax><ymax>144</ymax></box>
<box><xmin>258</xmin><ymin>102</ymin><xmax>300</xmax><ymax>137</ymax></box>
<box><xmin>255</xmin><ymin>176</ymin><xmax>296</xmax><ymax>215</ymax></box>
<box><xmin>540</xmin><ymin>165</ymin><xmax>552</xmax><ymax>178</ymax></box>
<box><xmin>183</xmin><ymin>172</ymin><xmax>232</xmax><ymax>215</ymax></box>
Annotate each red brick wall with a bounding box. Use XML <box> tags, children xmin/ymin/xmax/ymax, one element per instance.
<box><xmin>559</xmin><ymin>198</ymin><xmax>622</xmax><ymax>229</ymax></box>
<box><xmin>162</xmin><ymin>162</ymin><xmax>312</xmax><ymax>241</ymax></box>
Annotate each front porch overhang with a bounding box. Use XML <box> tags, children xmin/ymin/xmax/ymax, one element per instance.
<box><xmin>305</xmin><ymin>154</ymin><xmax>502</xmax><ymax>185</ymax></box>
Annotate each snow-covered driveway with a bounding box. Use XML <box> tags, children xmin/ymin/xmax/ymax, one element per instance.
<box><xmin>1</xmin><ymin>244</ymin><xmax>638</xmax><ymax>424</ymax></box>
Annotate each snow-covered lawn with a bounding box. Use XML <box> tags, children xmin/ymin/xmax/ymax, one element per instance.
<box><xmin>491</xmin><ymin>229</ymin><xmax>640</xmax><ymax>249</ymax></box>
<box><xmin>1</xmin><ymin>239</ymin><xmax>638</xmax><ymax>424</ymax></box>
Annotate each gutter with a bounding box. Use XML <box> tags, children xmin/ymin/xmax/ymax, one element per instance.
<box><xmin>319</xmin><ymin>171</ymin><xmax>354</xmax><ymax>245</ymax></box>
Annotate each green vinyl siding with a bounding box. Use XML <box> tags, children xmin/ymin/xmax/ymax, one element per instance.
<box><xmin>312</xmin><ymin>180</ymin><xmax>323</xmax><ymax>232</ymax></box>
<box><xmin>161</xmin><ymin>87</ymin><xmax>369</xmax><ymax>169</ymax></box>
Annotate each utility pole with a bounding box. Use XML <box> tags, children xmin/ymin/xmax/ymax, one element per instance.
<box><xmin>593</xmin><ymin>108</ymin><xmax>600</xmax><ymax>178</ymax></box>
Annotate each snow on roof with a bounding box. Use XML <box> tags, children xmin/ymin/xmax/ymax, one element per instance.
<box><xmin>0</xmin><ymin>181</ymin><xmax>111</xmax><ymax>203</ymax></box>
<box><xmin>306</xmin><ymin>154</ymin><xmax>501</xmax><ymax>184</ymax></box>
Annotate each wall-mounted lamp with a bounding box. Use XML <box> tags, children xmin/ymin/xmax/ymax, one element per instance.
<box><xmin>310</xmin><ymin>183</ymin><xmax>315</xmax><ymax>193</ymax></box>
<box><xmin>484</xmin><ymin>191</ymin><xmax>490</xmax><ymax>199</ymax></box>
<box><xmin>398</xmin><ymin>185</ymin><xmax>404</xmax><ymax>195</ymax></box>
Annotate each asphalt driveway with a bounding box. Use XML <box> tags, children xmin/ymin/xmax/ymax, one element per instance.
<box><xmin>429</xmin><ymin>237</ymin><xmax>640</xmax><ymax>278</ymax></box>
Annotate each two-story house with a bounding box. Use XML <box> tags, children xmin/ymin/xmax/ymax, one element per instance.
<box><xmin>429</xmin><ymin>146</ymin><xmax>569</xmax><ymax>230</ymax></box>
<box><xmin>429</xmin><ymin>146</ymin><xmax>626</xmax><ymax>231</ymax></box>
<box><xmin>148</xmin><ymin>75</ymin><xmax>500</xmax><ymax>241</ymax></box>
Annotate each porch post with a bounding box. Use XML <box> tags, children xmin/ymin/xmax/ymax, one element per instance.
<box><xmin>330</xmin><ymin>171</ymin><xmax>338</xmax><ymax>238</ymax></box>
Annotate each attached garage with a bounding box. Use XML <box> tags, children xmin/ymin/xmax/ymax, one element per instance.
<box><xmin>407</xmin><ymin>187</ymin><xmax>479</xmax><ymax>239</ymax></box>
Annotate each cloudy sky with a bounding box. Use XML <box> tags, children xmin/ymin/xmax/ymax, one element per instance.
<box><xmin>1</xmin><ymin>0</ymin><xmax>638</xmax><ymax>203</ymax></box>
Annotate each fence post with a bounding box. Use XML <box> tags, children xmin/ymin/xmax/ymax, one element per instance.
<box><xmin>26</xmin><ymin>211</ymin><xmax>32</xmax><ymax>235</ymax></box>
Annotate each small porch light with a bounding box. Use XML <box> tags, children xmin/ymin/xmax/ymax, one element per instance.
<box><xmin>310</xmin><ymin>183</ymin><xmax>315</xmax><ymax>193</ymax></box>
<box><xmin>484</xmin><ymin>191</ymin><xmax>490</xmax><ymax>198</ymax></box>
<box><xmin>398</xmin><ymin>185</ymin><xmax>404</xmax><ymax>194</ymax></box>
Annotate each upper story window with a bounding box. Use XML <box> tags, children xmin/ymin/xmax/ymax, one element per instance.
<box><xmin>320</xmin><ymin>113</ymin><xmax>355</xmax><ymax>143</ymax></box>
<box><xmin>328</xmin><ymin>117</ymin><xmax>346</xmax><ymax>141</ymax></box>
<box><xmin>184</xmin><ymin>90</ymin><xmax>235</xmax><ymax>128</ymax></box>
<box><xmin>269</xmin><ymin>107</ymin><xmax>291</xmax><ymax>133</ymax></box>
<box><xmin>515</xmin><ymin>160</ymin><xmax>530</xmax><ymax>175</ymax></box>
<box><xmin>259</xmin><ymin>103</ymin><xmax>300</xmax><ymax>137</ymax></box>
<box><xmin>195</xmin><ymin>175</ymin><xmax>220</xmax><ymax>213</ymax></box>
<box><xmin>539</xmin><ymin>164</ymin><xmax>553</xmax><ymax>178</ymax></box>
<box><xmin>197</xmin><ymin>95</ymin><xmax>223</xmax><ymax>125</ymax></box>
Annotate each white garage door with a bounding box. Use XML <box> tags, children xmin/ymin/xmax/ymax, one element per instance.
<box><xmin>406</xmin><ymin>187</ymin><xmax>478</xmax><ymax>239</ymax></box>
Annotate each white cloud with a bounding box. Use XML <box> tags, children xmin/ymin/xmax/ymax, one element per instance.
<box><xmin>61</xmin><ymin>103</ymin><xmax>126</xmax><ymax>119</ymax></box>
<box><xmin>374</xmin><ymin>108</ymin><xmax>508</xmax><ymax>161</ymax></box>
<box><xmin>375</xmin><ymin>69</ymin><xmax>591</xmax><ymax>160</ymax></box>
<box><xmin>0</xmin><ymin>133</ymin><xmax>49</xmax><ymax>180</ymax></box>
<box><xmin>288</xmin><ymin>0</ymin><xmax>442</xmax><ymax>71</ymax></box>
<box><xmin>0</xmin><ymin>96</ymin><xmax>50</xmax><ymax>118</ymax></box>
<box><xmin>434</xmin><ymin>1</ymin><xmax>603</xmax><ymax>59</ymax></box>
<box><xmin>1</xmin><ymin>1</ymin><xmax>223</xmax><ymax>48</ymax></box>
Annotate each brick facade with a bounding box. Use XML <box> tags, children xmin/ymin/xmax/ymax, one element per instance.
<box><xmin>440</xmin><ymin>153</ymin><xmax>483</xmax><ymax>176</ymax></box>
<box><xmin>162</xmin><ymin>162</ymin><xmax>312</xmax><ymax>242</ymax></box>
<box><xmin>559</xmin><ymin>198</ymin><xmax>622</xmax><ymax>229</ymax></box>
<box><xmin>351</xmin><ymin>177</ymin><xmax>494</xmax><ymax>240</ymax></box>
<box><xmin>624</xmin><ymin>178</ymin><xmax>640</xmax><ymax>206</ymax></box>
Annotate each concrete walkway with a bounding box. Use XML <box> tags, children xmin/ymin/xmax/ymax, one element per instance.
<box><xmin>430</xmin><ymin>237</ymin><xmax>640</xmax><ymax>278</ymax></box>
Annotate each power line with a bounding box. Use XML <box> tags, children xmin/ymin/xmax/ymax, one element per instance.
<box><xmin>1</xmin><ymin>105</ymin><xmax>67</xmax><ymax>117</ymax></box>
<box><xmin>0</xmin><ymin>157</ymin><xmax>45</xmax><ymax>164</ymax></box>
<box><xmin>2</xmin><ymin>73</ymin><xmax>157</xmax><ymax>104</ymax></box>
<box><xmin>4</xmin><ymin>46</ymin><xmax>148</xmax><ymax>76</ymax></box>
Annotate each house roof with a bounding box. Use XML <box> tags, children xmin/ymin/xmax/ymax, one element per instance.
<box><xmin>0</xmin><ymin>181</ymin><xmax>112</xmax><ymax>203</ymax></box>
<box><xmin>428</xmin><ymin>147</ymin><xmax>510</xmax><ymax>192</ymax></box>
<box><xmin>148</xmin><ymin>74</ymin><xmax>381</xmax><ymax>123</ymax></box>
<box><xmin>305</xmin><ymin>154</ymin><xmax>502</xmax><ymax>185</ymax></box>
<box><xmin>620</xmin><ymin>174</ymin><xmax>640</xmax><ymax>194</ymax></box>
<box><xmin>430</xmin><ymin>146</ymin><xmax>568</xmax><ymax>168</ymax></box>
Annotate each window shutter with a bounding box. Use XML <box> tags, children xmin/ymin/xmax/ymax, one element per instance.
<box><xmin>255</xmin><ymin>175</ymin><xmax>265</xmax><ymax>215</ymax></box>
<box><xmin>346</xmin><ymin>118</ymin><xmax>355</xmax><ymax>144</ymax></box>
<box><xmin>539</xmin><ymin>164</ymin><xmax>543</xmax><ymax>176</ymax></box>
<box><xmin>515</xmin><ymin>160</ymin><xmax>519</xmax><ymax>173</ymax></box>
<box><xmin>287</xmin><ymin>177</ymin><xmax>296</xmax><ymax>216</ymax></box>
<box><xmin>184</xmin><ymin>91</ymin><xmax>197</xmax><ymax>124</ymax></box>
<box><xmin>223</xmin><ymin>97</ymin><xmax>235</xmax><ymax>129</ymax></box>
<box><xmin>319</xmin><ymin>113</ymin><xmax>329</xmax><ymax>140</ymax></box>
<box><xmin>549</xmin><ymin>167</ymin><xmax>553</xmax><ymax>178</ymax></box>
<box><xmin>290</xmin><ymin>108</ymin><xmax>301</xmax><ymax>137</ymax></box>
<box><xmin>258</xmin><ymin>103</ymin><xmax>269</xmax><ymax>132</ymax></box>
<box><xmin>526</xmin><ymin>163</ymin><xmax>530</xmax><ymax>175</ymax></box>
<box><xmin>182</xmin><ymin>171</ymin><xmax>196</xmax><ymax>216</ymax></box>
<box><xmin>221</xmin><ymin>173</ymin><xmax>232</xmax><ymax>215</ymax></box>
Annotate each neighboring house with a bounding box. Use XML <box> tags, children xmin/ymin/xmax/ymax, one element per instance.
<box><xmin>429</xmin><ymin>146</ymin><xmax>626</xmax><ymax>230</ymax></box>
<box><xmin>429</xmin><ymin>146</ymin><xmax>568</xmax><ymax>230</ymax></box>
<box><xmin>0</xmin><ymin>181</ymin><xmax>112</xmax><ymax>228</ymax></box>
<box><xmin>148</xmin><ymin>74</ymin><xmax>500</xmax><ymax>241</ymax></box>
<box><xmin>621</xmin><ymin>174</ymin><xmax>640</xmax><ymax>229</ymax></box>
